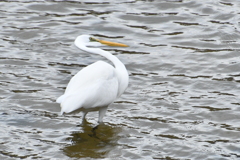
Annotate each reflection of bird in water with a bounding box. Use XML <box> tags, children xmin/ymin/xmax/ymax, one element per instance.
<box><xmin>63</xmin><ymin>124</ymin><xmax>122</xmax><ymax>158</ymax></box>
<box><xmin>57</xmin><ymin>35</ymin><xmax>129</xmax><ymax>124</ymax></box>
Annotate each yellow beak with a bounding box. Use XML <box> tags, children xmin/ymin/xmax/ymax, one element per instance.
<box><xmin>97</xmin><ymin>39</ymin><xmax>129</xmax><ymax>47</ymax></box>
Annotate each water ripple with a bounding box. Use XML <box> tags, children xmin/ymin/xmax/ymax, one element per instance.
<box><xmin>0</xmin><ymin>0</ymin><xmax>240</xmax><ymax>159</ymax></box>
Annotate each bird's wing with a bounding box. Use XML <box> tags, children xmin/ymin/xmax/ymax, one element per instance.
<box><xmin>57</xmin><ymin>61</ymin><xmax>119</xmax><ymax>114</ymax></box>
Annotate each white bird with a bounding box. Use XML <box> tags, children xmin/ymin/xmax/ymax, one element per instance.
<box><xmin>56</xmin><ymin>35</ymin><xmax>129</xmax><ymax>124</ymax></box>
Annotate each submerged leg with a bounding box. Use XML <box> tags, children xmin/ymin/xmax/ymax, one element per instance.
<box><xmin>81</xmin><ymin>111</ymin><xmax>88</xmax><ymax>124</ymax></box>
<box><xmin>98</xmin><ymin>106</ymin><xmax>108</xmax><ymax>123</ymax></box>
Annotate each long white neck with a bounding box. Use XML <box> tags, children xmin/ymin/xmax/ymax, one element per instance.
<box><xmin>78</xmin><ymin>45</ymin><xmax>129</xmax><ymax>97</ymax></box>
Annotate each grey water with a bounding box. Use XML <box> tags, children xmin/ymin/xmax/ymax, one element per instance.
<box><xmin>0</xmin><ymin>0</ymin><xmax>240</xmax><ymax>159</ymax></box>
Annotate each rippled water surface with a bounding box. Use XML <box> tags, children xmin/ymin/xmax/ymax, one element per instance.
<box><xmin>1</xmin><ymin>0</ymin><xmax>240</xmax><ymax>159</ymax></box>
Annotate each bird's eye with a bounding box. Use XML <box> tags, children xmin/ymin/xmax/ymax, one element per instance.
<box><xmin>89</xmin><ymin>37</ymin><xmax>97</xmax><ymax>42</ymax></box>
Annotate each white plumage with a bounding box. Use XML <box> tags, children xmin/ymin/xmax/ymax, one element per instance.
<box><xmin>56</xmin><ymin>35</ymin><xmax>129</xmax><ymax>123</ymax></box>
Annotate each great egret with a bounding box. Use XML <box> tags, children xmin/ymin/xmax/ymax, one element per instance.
<box><xmin>56</xmin><ymin>35</ymin><xmax>129</xmax><ymax>124</ymax></box>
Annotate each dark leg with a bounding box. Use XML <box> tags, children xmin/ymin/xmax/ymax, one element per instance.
<box><xmin>81</xmin><ymin>111</ymin><xmax>88</xmax><ymax>124</ymax></box>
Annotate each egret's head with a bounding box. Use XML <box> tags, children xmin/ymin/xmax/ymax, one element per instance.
<box><xmin>74</xmin><ymin>35</ymin><xmax>128</xmax><ymax>48</ymax></box>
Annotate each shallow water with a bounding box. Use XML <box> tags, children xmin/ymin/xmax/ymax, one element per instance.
<box><xmin>1</xmin><ymin>0</ymin><xmax>240</xmax><ymax>159</ymax></box>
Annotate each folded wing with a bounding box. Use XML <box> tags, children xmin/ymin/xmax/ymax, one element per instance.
<box><xmin>57</xmin><ymin>61</ymin><xmax>119</xmax><ymax>114</ymax></box>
